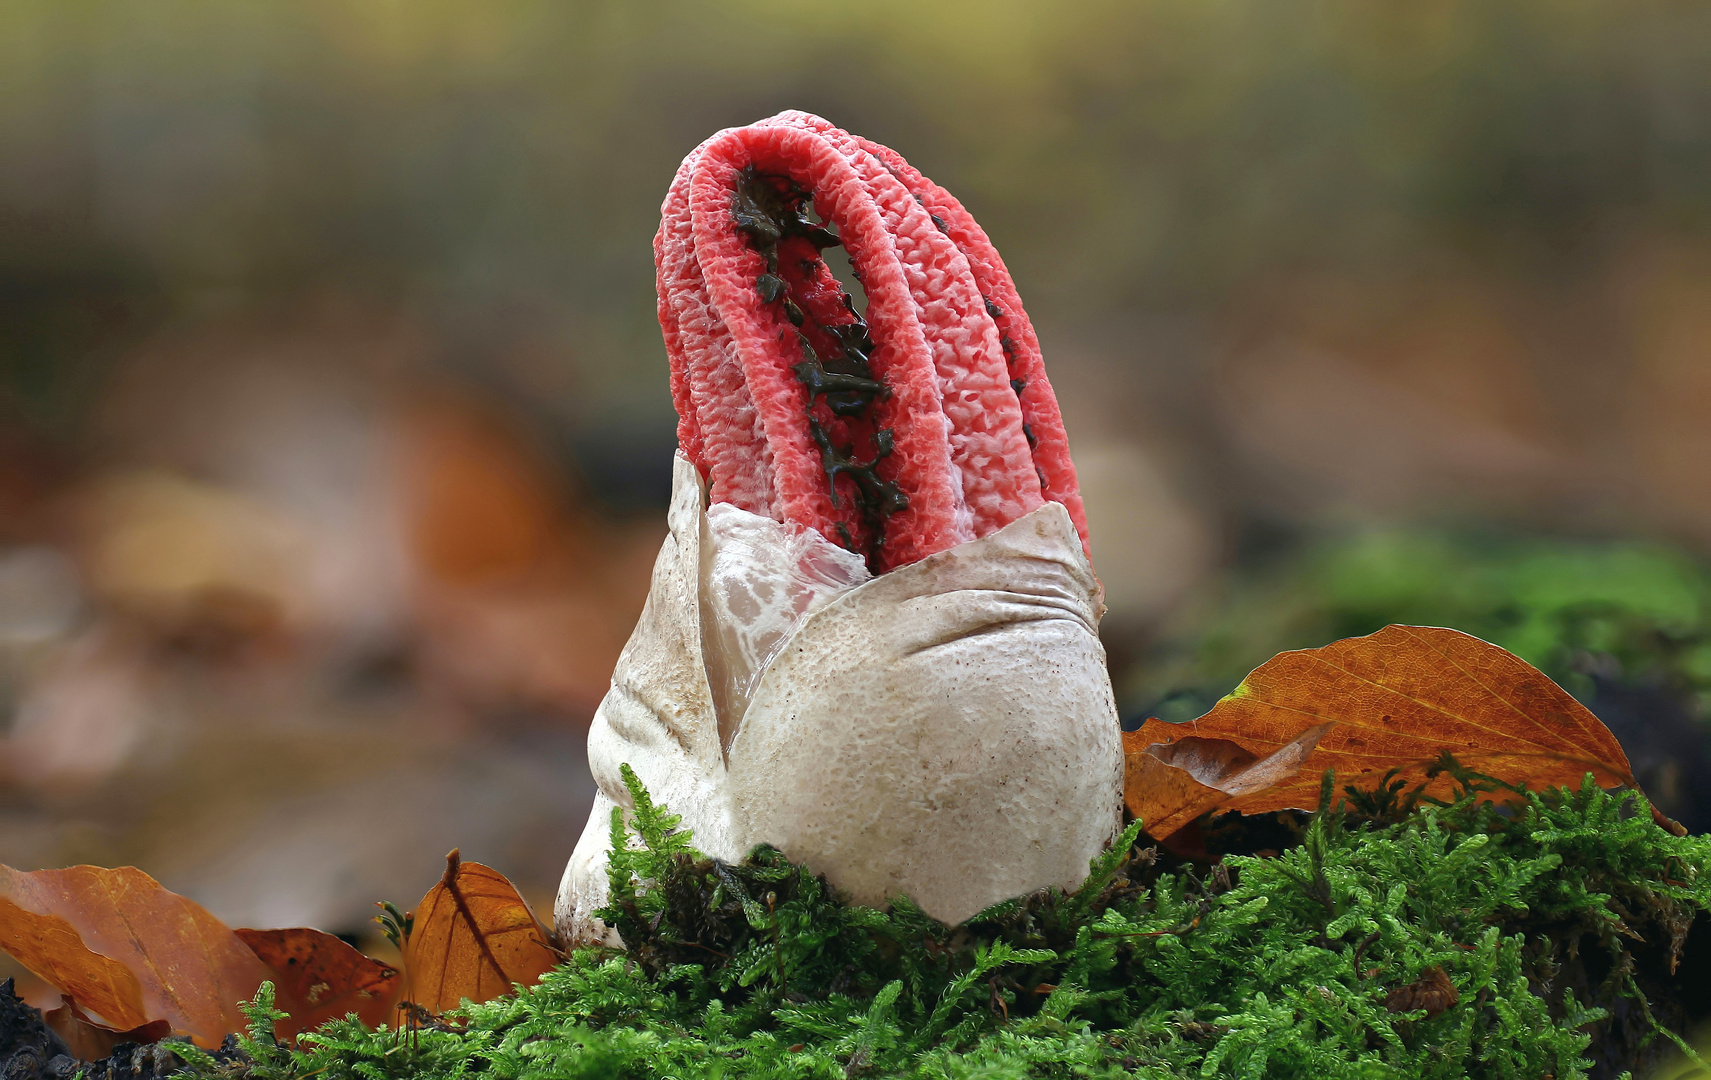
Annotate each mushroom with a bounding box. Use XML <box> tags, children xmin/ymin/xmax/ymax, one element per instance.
<box><xmin>555</xmin><ymin>113</ymin><xmax>1122</xmax><ymax>942</ymax></box>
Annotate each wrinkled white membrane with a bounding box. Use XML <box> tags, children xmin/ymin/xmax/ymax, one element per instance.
<box><xmin>556</xmin><ymin>454</ymin><xmax>1121</xmax><ymax>940</ymax></box>
<box><xmin>699</xmin><ymin>502</ymin><xmax>871</xmax><ymax>750</ymax></box>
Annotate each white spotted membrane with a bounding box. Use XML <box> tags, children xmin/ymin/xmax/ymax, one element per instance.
<box><xmin>698</xmin><ymin>501</ymin><xmax>872</xmax><ymax>752</ymax></box>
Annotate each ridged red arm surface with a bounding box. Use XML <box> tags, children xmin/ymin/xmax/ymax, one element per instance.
<box><xmin>655</xmin><ymin>111</ymin><xmax>1090</xmax><ymax>571</ymax></box>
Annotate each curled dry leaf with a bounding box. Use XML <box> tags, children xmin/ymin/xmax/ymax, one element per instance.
<box><xmin>1124</xmin><ymin>625</ymin><xmax>1675</xmax><ymax>837</ymax></box>
<box><xmin>405</xmin><ymin>850</ymin><xmax>559</xmax><ymax>1015</ymax></box>
<box><xmin>1123</xmin><ymin>724</ymin><xmax>1331</xmax><ymax>840</ymax></box>
<box><xmin>0</xmin><ymin>895</ymin><xmax>147</xmax><ymax>1032</ymax></box>
<box><xmin>42</xmin><ymin>996</ymin><xmax>171</xmax><ymax>1061</ymax></box>
<box><xmin>235</xmin><ymin>927</ymin><xmax>401</xmax><ymax>1038</ymax></box>
<box><xmin>1385</xmin><ymin>966</ymin><xmax>1459</xmax><ymax>1018</ymax></box>
<box><xmin>0</xmin><ymin>864</ymin><xmax>272</xmax><ymax>1046</ymax></box>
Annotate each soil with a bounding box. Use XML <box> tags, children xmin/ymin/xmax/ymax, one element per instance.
<box><xmin>0</xmin><ymin>981</ymin><xmax>217</xmax><ymax>1080</ymax></box>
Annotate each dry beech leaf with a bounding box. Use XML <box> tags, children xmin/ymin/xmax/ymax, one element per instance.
<box><xmin>0</xmin><ymin>889</ymin><xmax>149</xmax><ymax>1031</ymax></box>
<box><xmin>1125</xmin><ymin>625</ymin><xmax>1674</xmax><ymax>835</ymax></box>
<box><xmin>1123</xmin><ymin>724</ymin><xmax>1331</xmax><ymax>839</ymax></box>
<box><xmin>0</xmin><ymin>864</ymin><xmax>272</xmax><ymax>1046</ymax></box>
<box><xmin>1385</xmin><ymin>966</ymin><xmax>1459</xmax><ymax>1018</ymax></box>
<box><xmin>235</xmin><ymin>927</ymin><xmax>401</xmax><ymax>1038</ymax></box>
<box><xmin>406</xmin><ymin>850</ymin><xmax>558</xmax><ymax>1014</ymax></box>
<box><xmin>43</xmin><ymin>996</ymin><xmax>172</xmax><ymax>1061</ymax></box>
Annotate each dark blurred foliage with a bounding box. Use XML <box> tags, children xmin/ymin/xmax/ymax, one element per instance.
<box><xmin>5</xmin><ymin>0</ymin><xmax>1711</xmax><ymax>453</ymax></box>
<box><xmin>1128</xmin><ymin>532</ymin><xmax>1711</xmax><ymax>714</ymax></box>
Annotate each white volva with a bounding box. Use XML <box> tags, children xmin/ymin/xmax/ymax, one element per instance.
<box><xmin>555</xmin><ymin>453</ymin><xmax>1123</xmax><ymax>942</ymax></box>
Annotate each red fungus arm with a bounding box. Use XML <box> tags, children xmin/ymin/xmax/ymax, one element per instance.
<box><xmin>656</xmin><ymin>112</ymin><xmax>1088</xmax><ymax>571</ymax></box>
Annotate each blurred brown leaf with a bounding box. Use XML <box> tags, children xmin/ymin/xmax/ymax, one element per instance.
<box><xmin>398</xmin><ymin>398</ymin><xmax>574</xmax><ymax>587</ymax></box>
<box><xmin>77</xmin><ymin>471</ymin><xmax>308</xmax><ymax>639</ymax></box>
<box><xmin>235</xmin><ymin>927</ymin><xmax>401</xmax><ymax>1038</ymax></box>
<box><xmin>1125</xmin><ymin>625</ymin><xmax>1673</xmax><ymax>836</ymax></box>
<box><xmin>404</xmin><ymin>850</ymin><xmax>558</xmax><ymax>1015</ymax></box>
<box><xmin>0</xmin><ymin>864</ymin><xmax>272</xmax><ymax>1046</ymax></box>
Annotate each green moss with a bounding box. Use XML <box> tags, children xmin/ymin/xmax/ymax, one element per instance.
<box><xmin>192</xmin><ymin>765</ymin><xmax>1710</xmax><ymax>1079</ymax></box>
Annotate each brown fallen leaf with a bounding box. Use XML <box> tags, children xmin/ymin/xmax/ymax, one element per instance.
<box><xmin>235</xmin><ymin>927</ymin><xmax>401</xmax><ymax>1038</ymax></box>
<box><xmin>404</xmin><ymin>850</ymin><xmax>559</xmax><ymax>1015</ymax></box>
<box><xmin>0</xmin><ymin>893</ymin><xmax>148</xmax><ymax>1032</ymax></box>
<box><xmin>1385</xmin><ymin>965</ymin><xmax>1459</xmax><ymax>1017</ymax></box>
<box><xmin>42</xmin><ymin>996</ymin><xmax>171</xmax><ymax>1061</ymax></box>
<box><xmin>1125</xmin><ymin>625</ymin><xmax>1672</xmax><ymax>835</ymax></box>
<box><xmin>0</xmin><ymin>864</ymin><xmax>273</xmax><ymax>1046</ymax></box>
<box><xmin>1123</xmin><ymin>724</ymin><xmax>1331</xmax><ymax>839</ymax></box>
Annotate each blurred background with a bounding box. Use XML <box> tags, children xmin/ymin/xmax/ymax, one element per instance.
<box><xmin>3</xmin><ymin>0</ymin><xmax>1710</xmax><ymax>967</ymax></box>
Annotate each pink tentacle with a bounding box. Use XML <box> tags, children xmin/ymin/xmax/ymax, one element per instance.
<box><xmin>657</xmin><ymin>138</ymin><xmax>776</xmax><ymax>516</ymax></box>
<box><xmin>653</xmin><ymin>113</ymin><xmax>1091</xmax><ymax>572</ymax></box>
<box><xmin>690</xmin><ymin>124</ymin><xmax>968</xmax><ymax>569</ymax></box>
<box><xmin>759</xmin><ymin>111</ymin><xmax>1046</xmax><ymax>541</ymax></box>
<box><xmin>816</xmin><ymin>117</ymin><xmax>1091</xmax><ymax>559</ymax></box>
